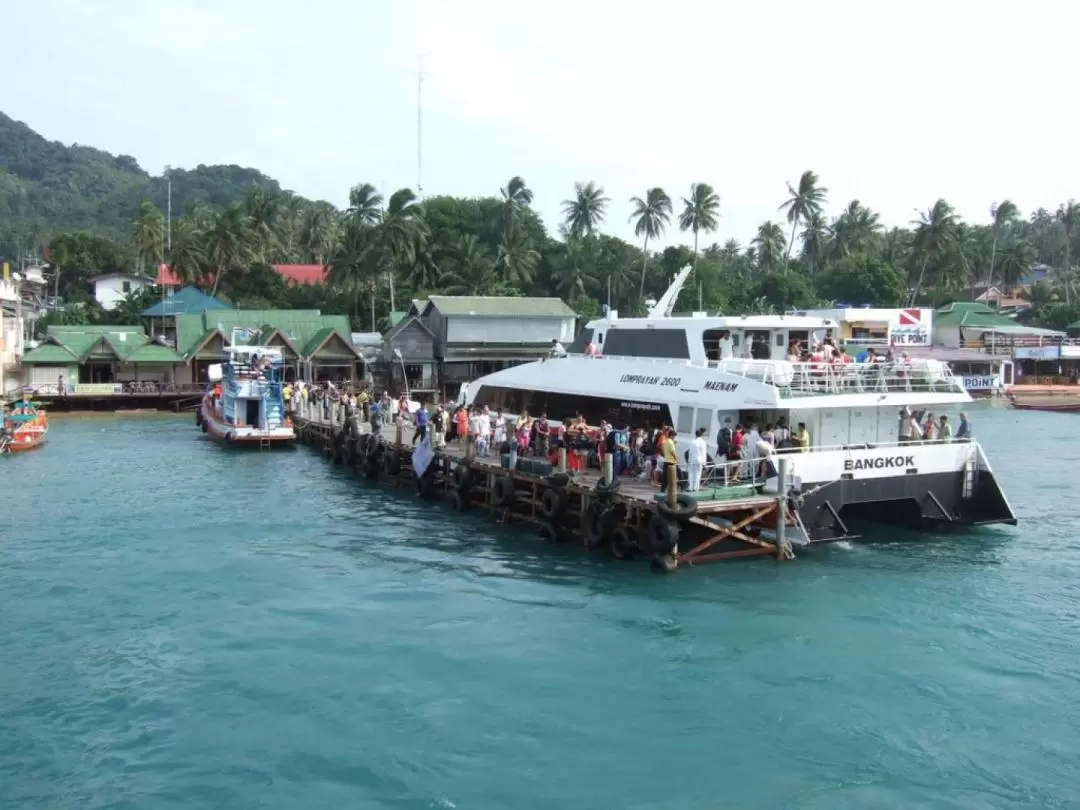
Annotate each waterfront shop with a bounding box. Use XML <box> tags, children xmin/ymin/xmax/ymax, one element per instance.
<box><xmin>173</xmin><ymin>310</ymin><xmax>362</xmax><ymax>386</ymax></box>
<box><xmin>19</xmin><ymin>325</ymin><xmax>184</xmax><ymax>393</ymax></box>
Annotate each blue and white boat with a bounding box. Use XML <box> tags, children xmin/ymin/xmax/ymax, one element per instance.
<box><xmin>197</xmin><ymin>344</ymin><xmax>295</xmax><ymax>448</ymax></box>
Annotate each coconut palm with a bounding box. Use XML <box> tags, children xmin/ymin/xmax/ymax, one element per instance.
<box><xmin>244</xmin><ymin>187</ymin><xmax>281</xmax><ymax>263</ymax></box>
<box><xmin>131</xmin><ymin>201</ymin><xmax>164</xmax><ymax>273</ymax></box>
<box><xmin>380</xmin><ymin>188</ymin><xmax>429</xmax><ymax>310</ymax></box>
<box><xmin>300</xmin><ymin>204</ymin><xmax>339</xmax><ymax>266</ymax></box>
<box><xmin>628</xmin><ymin>187</ymin><xmax>673</xmax><ymax>299</ymax></box>
<box><xmin>996</xmin><ymin>240</ymin><xmax>1036</xmax><ymax>288</ymax></box>
<box><xmin>499</xmin><ymin>176</ymin><xmax>533</xmax><ymax>245</ymax></box>
<box><xmin>205</xmin><ymin>203</ymin><xmax>256</xmax><ymax>296</ymax></box>
<box><xmin>346</xmin><ymin>182</ymin><xmax>384</xmax><ymax>227</ymax></box>
<box><xmin>984</xmin><ymin>200</ymin><xmax>1018</xmax><ymax>290</ymax></box>
<box><xmin>1056</xmin><ymin>200</ymin><xmax>1079</xmax><ymax>304</ymax></box>
<box><xmin>798</xmin><ymin>212</ymin><xmax>829</xmax><ymax>277</ymax></box>
<box><xmin>562</xmin><ymin>181</ymin><xmax>610</xmax><ymax>238</ymax></box>
<box><xmin>678</xmin><ymin>183</ymin><xmax>721</xmax><ymax>267</ymax></box>
<box><xmin>329</xmin><ymin>220</ymin><xmax>381</xmax><ymax>329</ymax></box>
<box><xmin>553</xmin><ymin>238</ymin><xmax>598</xmax><ymax>306</ymax></box>
<box><xmin>909</xmin><ymin>199</ymin><xmax>959</xmax><ymax>304</ymax></box>
<box><xmin>752</xmin><ymin>221</ymin><xmax>786</xmax><ymax>274</ymax></box>
<box><xmin>439</xmin><ymin>235</ymin><xmax>496</xmax><ymax>296</ymax></box>
<box><xmin>828</xmin><ymin>200</ymin><xmax>881</xmax><ymax>259</ymax></box>
<box><xmin>779</xmin><ymin>170</ymin><xmax>827</xmax><ymax>259</ymax></box>
<box><xmin>168</xmin><ymin>217</ymin><xmax>206</xmax><ymax>286</ymax></box>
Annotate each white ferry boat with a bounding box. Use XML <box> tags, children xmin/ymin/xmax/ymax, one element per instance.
<box><xmin>459</xmin><ymin>268</ymin><xmax>1016</xmax><ymax>543</ymax></box>
<box><xmin>197</xmin><ymin>344</ymin><xmax>295</xmax><ymax>448</ymax></box>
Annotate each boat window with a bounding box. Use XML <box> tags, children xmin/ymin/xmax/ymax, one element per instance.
<box><xmin>676</xmin><ymin>406</ymin><xmax>695</xmax><ymax>435</ymax></box>
<box><xmin>472</xmin><ymin>385</ymin><xmax>673</xmax><ymax>429</ymax></box>
<box><xmin>605</xmin><ymin>328</ymin><xmax>689</xmax><ymax>359</ymax></box>
<box><xmin>567</xmin><ymin>328</ymin><xmax>594</xmax><ymax>354</ymax></box>
<box><xmin>695</xmin><ymin>407</ymin><xmax>712</xmax><ymax>434</ymax></box>
<box><xmin>775</xmin><ymin>332</ymin><xmax>785</xmax><ymax>348</ymax></box>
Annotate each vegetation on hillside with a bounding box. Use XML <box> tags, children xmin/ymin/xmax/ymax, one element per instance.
<box><xmin>5</xmin><ymin>112</ymin><xmax>1079</xmax><ymax>332</ymax></box>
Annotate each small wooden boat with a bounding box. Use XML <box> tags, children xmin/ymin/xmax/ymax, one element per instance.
<box><xmin>1008</xmin><ymin>395</ymin><xmax>1080</xmax><ymax>413</ymax></box>
<box><xmin>2</xmin><ymin>400</ymin><xmax>49</xmax><ymax>453</ymax></box>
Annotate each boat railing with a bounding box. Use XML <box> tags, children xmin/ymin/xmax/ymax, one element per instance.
<box><xmin>709</xmin><ymin>359</ymin><xmax>968</xmax><ymax>397</ymax></box>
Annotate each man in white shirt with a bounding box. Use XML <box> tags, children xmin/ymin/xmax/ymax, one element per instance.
<box><xmin>476</xmin><ymin>409</ymin><xmax>491</xmax><ymax>455</ymax></box>
<box><xmin>550</xmin><ymin>339</ymin><xmax>567</xmax><ymax>358</ymax></box>
<box><xmin>718</xmin><ymin>331</ymin><xmax>734</xmax><ymax>360</ymax></box>
<box><xmin>687</xmin><ymin>428</ymin><xmax>709</xmax><ymax>491</ymax></box>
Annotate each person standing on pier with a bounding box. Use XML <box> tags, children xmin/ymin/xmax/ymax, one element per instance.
<box><xmin>432</xmin><ymin>405</ymin><xmax>447</xmax><ymax>450</ymax></box>
<box><xmin>535</xmin><ymin>413</ymin><xmax>550</xmax><ymax>459</ymax></box>
<box><xmin>370</xmin><ymin>397</ymin><xmax>382</xmax><ymax>435</ymax></box>
<box><xmin>660</xmin><ymin>429</ymin><xmax>678</xmax><ymax>493</ymax></box>
<box><xmin>687</xmin><ymin>427</ymin><xmax>708</xmax><ymax>491</ymax></box>
<box><xmin>413</xmin><ymin>403</ymin><xmax>429</xmax><ymax>445</ymax></box>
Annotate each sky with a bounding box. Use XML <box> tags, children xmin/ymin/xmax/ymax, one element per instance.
<box><xmin>4</xmin><ymin>0</ymin><xmax>1078</xmax><ymax>250</ymax></box>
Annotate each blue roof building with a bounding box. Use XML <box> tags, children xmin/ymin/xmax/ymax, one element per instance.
<box><xmin>141</xmin><ymin>286</ymin><xmax>230</xmax><ymax>318</ymax></box>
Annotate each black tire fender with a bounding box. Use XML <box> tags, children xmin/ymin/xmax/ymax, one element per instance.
<box><xmin>650</xmin><ymin>554</ymin><xmax>679</xmax><ymax>574</ymax></box>
<box><xmin>537</xmin><ymin>520</ymin><xmax>560</xmax><ymax>543</ymax></box>
<box><xmin>657</xmin><ymin>493</ymin><xmax>698</xmax><ymax>522</ymax></box>
<box><xmin>647</xmin><ymin>513</ymin><xmax>680</xmax><ymax>553</ymax></box>
<box><xmin>382</xmin><ymin>449</ymin><xmax>401</xmax><ymax>475</ymax></box>
<box><xmin>595</xmin><ymin>476</ymin><xmax>622</xmax><ymax>495</ymax></box>
<box><xmin>610</xmin><ymin>526</ymin><xmax>637</xmax><ymax>560</ymax></box>
<box><xmin>584</xmin><ymin>503</ymin><xmax>615</xmax><ymax>548</ymax></box>
<box><xmin>453</xmin><ymin>463</ymin><xmax>473</xmax><ymax>489</ymax></box>
<box><xmin>540</xmin><ymin>487</ymin><xmax>565</xmax><ymax>519</ymax></box>
<box><xmin>546</xmin><ymin>472</ymin><xmax>571</xmax><ymax>488</ymax></box>
<box><xmin>449</xmin><ymin>489</ymin><xmax>469</xmax><ymax>512</ymax></box>
<box><xmin>491</xmin><ymin>475</ymin><xmax>515</xmax><ymax>507</ymax></box>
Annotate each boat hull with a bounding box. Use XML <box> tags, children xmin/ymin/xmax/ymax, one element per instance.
<box><xmin>199</xmin><ymin>400</ymin><xmax>295</xmax><ymax>448</ymax></box>
<box><xmin>4</xmin><ymin>413</ymin><xmax>48</xmax><ymax>454</ymax></box>
<box><xmin>782</xmin><ymin>441</ymin><xmax>1017</xmax><ymax>542</ymax></box>
<box><xmin>1009</xmin><ymin>402</ymin><xmax>1080</xmax><ymax>412</ymax></box>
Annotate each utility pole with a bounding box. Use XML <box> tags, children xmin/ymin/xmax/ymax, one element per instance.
<box><xmin>417</xmin><ymin>56</ymin><xmax>424</xmax><ymax>199</ymax></box>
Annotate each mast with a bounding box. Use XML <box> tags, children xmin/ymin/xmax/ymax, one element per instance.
<box><xmin>647</xmin><ymin>265</ymin><xmax>693</xmax><ymax>318</ymax></box>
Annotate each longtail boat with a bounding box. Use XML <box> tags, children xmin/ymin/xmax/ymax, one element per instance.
<box><xmin>1008</xmin><ymin>395</ymin><xmax>1080</xmax><ymax>413</ymax></box>
<box><xmin>2</xmin><ymin>397</ymin><xmax>49</xmax><ymax>453</ymax></box>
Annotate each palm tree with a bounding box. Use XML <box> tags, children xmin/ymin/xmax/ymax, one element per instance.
<box><xmin>300</xmin><ymin>204</ymin><xmax>339</xmax><ymax>266</ymax></box>
<box><xmin>381</xmin><ymin>188</ymin><xmax>428</xmax><ymax>311</ymax></box>
<box><xmin>496</xmin><ymin>176</ymin><xmax>538</xmax><ymax>288</ymax></box>
<box><xmin>984</xmin><ymin>200</ymin><xmax>1018</xmax><ymax>291</ymax></box>
<box><xmin>499</xmin><ymin>176</ymin><xmax>533</xmax><ymax>244</ymax></box>
<box><xmin>798</xmin><ymin>212</ymin><xmax>829</xmax><ymax>277</ymax></box>
<box><xmin>678</xmin><ymin>183</ymin><xmax>721</xmax><ymax>268</ymax></box>
<box><xmin>909</xmin><ymin>199</ymin><xmax>959</xmax><ymax>304</ymax></box>
<box><xmin>752</xmin><ymin>221</ymin><xmax>786</xmax><ymax>275</ymax></box>
<box><xmin>828</xmin><ymin>200</ymin><xmax>881</xmax><ymax>259</ymax></box>
<box><xmin>205</xmin><ymin>203</ymin><xmax>256</xmax><ymax>296</ymax></box>
<box><xmin>553</xmin><ymin>238</ymin><xmax>598</xmax><ymax>307</ymax></box>
<box><xmin>562</xmin><ymin>181</ymin><xmax>610</xmax><ymax>238</ymax></box>
<box><xmin>779</xmin><ymin>170</ymin><xmax>827</xmax><ymax>259</ymax></box>
<box><xmin>996</xmin><ymin>240</ymin><xmax>1036</xmax><ymax>288</ymax></box>
<box><xmin>132</xmin><ymin>201</ymin><xmax>164</xmax><ymax>273</ymax></box>
<box><xmin>1056</xmin><ymin>200</ymin><xmax>1079</xmax><ymax>304</ymax></box>
<box><xmin>628</xmin><ymin>187</ymin><xmax>673</xmax><ymax>299</ymax></box>
<box><xmin>168</xmin><ymin>217</ymin><xmax>206</xmax><ymax>286</ymax></box>
<box><xmin>439</xmin><ymin>235</ymin><xmax>496</xmax><ymax>295</ymax></box>
<box><xmin>347</xmin><ymin>182</ymin><xmax>384</xmax><ymax>227</ymax></box>
<box><xmin>329</xmin><ymin>220</ymin><xmax>381</xmax><ymax>329</ymax></box>
<box><xmin>244</xmin><ymin>187</ymin><xmax>281</xmax><ymax>262</ymax></box>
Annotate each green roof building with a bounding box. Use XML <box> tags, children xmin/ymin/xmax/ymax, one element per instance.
<box><xmin>174</xmin><ymin>309</ymin><xmax>361</xmax><ymax>384</ymax></box>
<box><xmin>933</xmin><ymin>302</ymin><xmax>1064</xmax><ymax>349</ymax></box>
<box><xmin>20</xmin><ymin>325</ymin><xmax>185</xmax><ymax>392</ymax></box>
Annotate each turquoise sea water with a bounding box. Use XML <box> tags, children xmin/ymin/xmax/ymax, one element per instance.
<box><xmin>2</xmin><ymin>404</ymin><xmax>1078</xmax><ymax>809</ymax></box>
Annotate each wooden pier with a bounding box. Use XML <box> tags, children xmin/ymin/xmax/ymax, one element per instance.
<box><xmin>289</xmin><ymin>402</ymin><xmax>797</xmax><ymax>572</ymax></box>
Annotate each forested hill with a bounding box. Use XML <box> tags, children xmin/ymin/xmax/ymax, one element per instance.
<box><xmin>0</xmin><ymin>111</ymin><xmax>293</xmax><ymax>256</ymax></box>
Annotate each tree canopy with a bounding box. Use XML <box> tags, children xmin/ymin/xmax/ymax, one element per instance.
<box><xmin>4</xmin><ymin>111</ymin><xmax>1079</xmax><ymax>332</ymax></box>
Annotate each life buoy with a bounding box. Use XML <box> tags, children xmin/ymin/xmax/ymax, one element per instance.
<box><xmin>491</xmin><ymin>475</ymin><xmax>515</xmax><ymax>507</ymax></box>
<box><xmin>647</xmin><ymin>513</ymin><xmax>680</xmax><ymax>553</ymax></box>
<box><xmin>540</xmin><ymin>487</ymin><xmax>565</xmax><ymax>519</ymax></box>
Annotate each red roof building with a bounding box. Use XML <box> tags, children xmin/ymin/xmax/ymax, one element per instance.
<box><xmin>156</xmin><ymin>263</ymin><xmax>327</xmax><ymax>288</ymax></box>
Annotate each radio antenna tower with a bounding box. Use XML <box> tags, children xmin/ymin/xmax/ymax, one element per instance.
<box><xmin>417</xmin><ymin>56</ymin><xmax>424</xmax><ymax>199</ymax></box>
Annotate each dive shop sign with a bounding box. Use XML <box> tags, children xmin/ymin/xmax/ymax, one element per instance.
<box><xmin>843</xmin><ymin>454</ymin><xmax>916</xmax><ymax>473</ymax></box>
